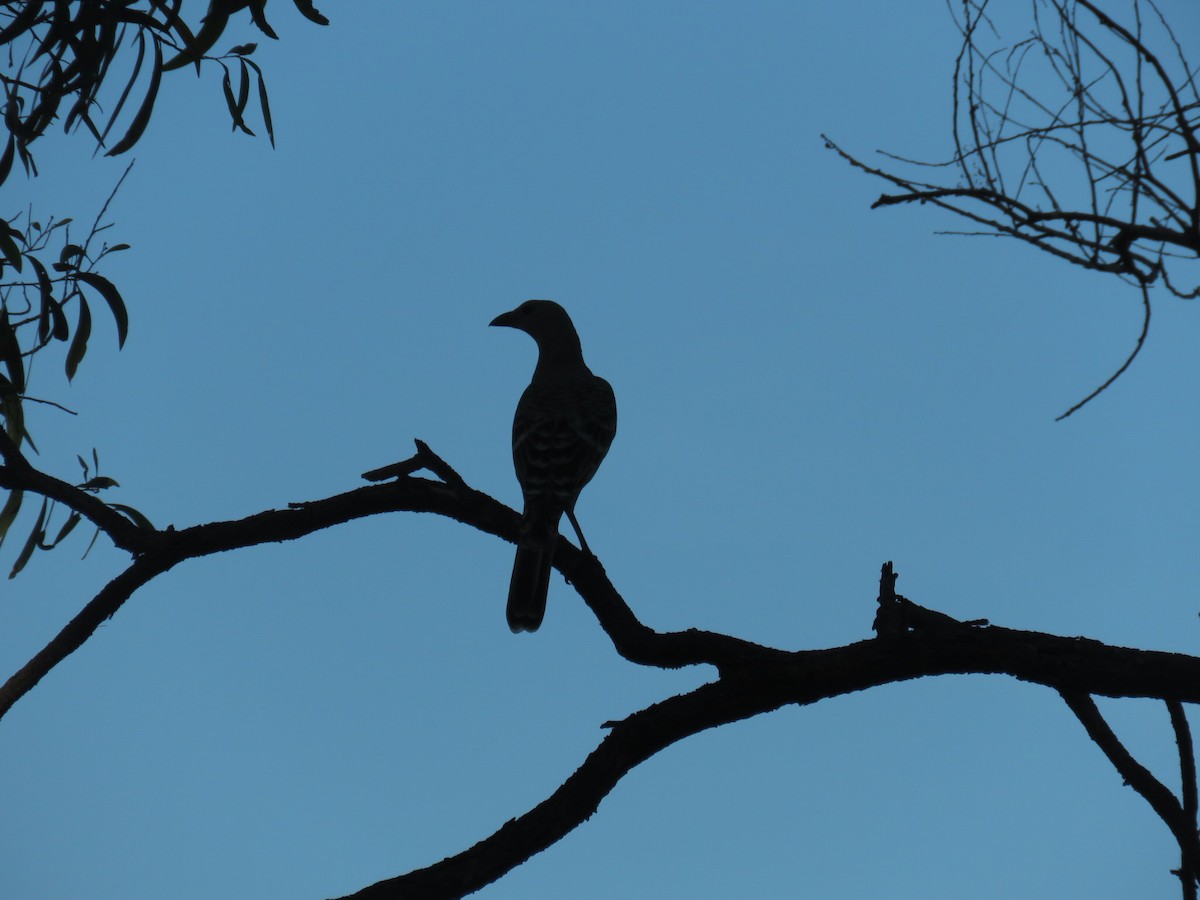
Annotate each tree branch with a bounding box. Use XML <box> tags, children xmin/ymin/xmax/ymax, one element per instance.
<box><xmin>1170</xmin><ymin>700</ymin><xmax>1199</xmax><ymax>899</ymax></box>
<box><xmin>0</xmin><ymin>441</ymin><xmax>151</xmax><ymax>554</ymax></box>
<box><xmin>1061</xmin><ymin>690</ymin><xmax>1200</xmax><ymax>895</ymax></box>
<box><xmin>339</xmin><ymin>598</ymin><xmax>1200</xmax><ymax>899</ymax></box>
<box><xmin>7</xmin><ymin>437</ymin><xmax>1200</xmax><ymax>898</ymax></box>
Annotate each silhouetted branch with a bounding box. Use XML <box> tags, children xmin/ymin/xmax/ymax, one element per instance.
<box><xmin>1055</xmin><ymin>281</ymin><xmax>1151</xmax><ymax>420</ymax></box>
<box><xmin>7</xmin><ymin>435</ymin><xmax>1200</xmax><ymax>897</ymax></box>
<box><xmin>0</xmin><ymin>429</ymin><xmax>147</xmax><ymax>553</ymax></box>
<box><xmin>825</xmin><ymin>0</ymin><xmax>1200</xmax><ymax>413</ymax></box>
<box><xmin>0</xmin><ymin>440</ymin><xmax>510</xmax><ymax>720</ymax></box>
<box><xmin>361</xmin><ymin>439</ymin><xmax>466</xmax><ymax>488</ymax></box>
<box><xmin>338</xmin><ymin>572</ymin><xmax>1200</xmax><ymax>899</ymax></box>
<box><xmin>1170</xmin><ymin>700</ymin><xmax>1199</xmax><ymax>899</ymax></box>
<box><xmin>1061</xmin><ymin>690</ymin><xmax>1200</xmax><ymax>897</ymax></box>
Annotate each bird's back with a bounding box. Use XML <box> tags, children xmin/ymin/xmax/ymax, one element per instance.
<box><xmin>513</xmin><ymin>374</ymin><xmax>617</xmax><ymax>512</ymax></box>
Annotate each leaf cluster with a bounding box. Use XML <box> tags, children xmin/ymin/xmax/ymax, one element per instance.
<box><xmin>0</xmin><ymin>1</ymin><xmax>329</xmax><ymax>573</ymax></box>
<box><xmin>0</xmin><ymin>0</ymin><xmax>329</xmax><ymax>180</ymax></box>
<box><xmin>0</xmin><ymin>190</ymin><xmax>149</xmax><ymax>573</ymax></box>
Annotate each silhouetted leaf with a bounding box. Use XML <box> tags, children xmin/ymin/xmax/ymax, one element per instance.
<box><xmin>9</xmin><ymin>498</ymin><xmax>47</xmax><ymax>578</ymax></box>
<box><xmin>29</xmin><ymin>256</ymin><xmax>57</xmax><ymax>343</ymax></box>
<box><xmin>230</xmin><ymin>42</ymin><xmax>257</xmax><ymax>56</ymax></box>
<box><xmin>0</xmin><ymin>0</ymin><xmax>45</xmax><ymax>45</ymax></box>
<box><xmin>60</xmin><ymin>243</ymin><xmax>86</xmax><ymax>263</ymax></box>
<box><xmin>291</xmin><ymin>0</ymin><xmax>330</xmax><ymax>26</ymax></box>
<box><xmin>0</xmin><ymin>311</ymin><xmax>24</xmax><ymax>394</ymax></box>
<box><xmin>221</xmin><ymin>65</ymin><xmax>254</xmax><ymax>135</ymax></box>
<box><xmin>81</xmin><ymin>524</ymin><xmax>101</xmax><ymax>559</ymax></box>
<box><xmin>75</xmin><ymin>271</ymin><xmax>128</xmax><ymax>348</ymax></box>
<box><xmin>0</xmin><ymin>136</ymin><xmax>14</xmax><ymax>186</ymax></box>
<box><xmin>255</xmin><ymin>65</ymin><xmax>274</xmax><ymax>147</ymax></box>
<box><xmin>105</xmin><ymin>243</ymin><xmax>132</xmax><ymax>253</ymax></box>
<box><xmin>65</xmin><ymin>296</ymin><xmax>92</xmax><ymax>381</ymax></box>
<box><xmin>106</xmin><ymin>37</ymin><xmax>163</xmax><ymax>156</ymax></box>
<box><xmin>235</xmin><ymin>60</ymin><xmax>251</xmax><ymax>121</ymax></box>
<box><xmin>248</xmin><ymin>1</ymin><xmax>278</xmax><ymax>39</ymax></box>
<box><xmin>0</xmin><ymin>224</ymin><xmax>22</xmax><ymax>273</ymax></box>
<box><xmin>0</xmin><ymin>489</ymin><xmax>22</xmax><ymax>548</ymax></box>
<box><xmin>109</xmin><ymin>503</ymin><xmax>154</xmax><ymax>531</ymax></box>
<box><xmin>99</xmin><ymin>27</ymin><xmax>148</xmax><ymax>150</ymax></box>
<box><xmin>0</xmin><ymin>377</ymin><xmax>25</xmax><ymax>447</ymax></box>
<box><xmin>45</xmin><ymin>510</ymin><xmax>81</xmax><ymax>548</ymax></box>
<box><xmin>162</xmin><ymin>7</ymin><xmax>228</xmax><ymax>71</ymax></box>
<box><xmin>80</xmin><ymin>476</ymin><xmax>119</xmax><ymax>491</ymax></box>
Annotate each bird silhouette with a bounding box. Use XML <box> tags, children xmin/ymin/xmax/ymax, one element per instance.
<box><xmin>491</xmin><ymin>300</ymin><xmax>617</xmax><ymax>632</ymax></box>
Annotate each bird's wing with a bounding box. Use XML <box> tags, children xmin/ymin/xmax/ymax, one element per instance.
<box><xmin>513</xmin><ymin>376</ymin><xmax>616</xmax><ymax>508</ymax></box>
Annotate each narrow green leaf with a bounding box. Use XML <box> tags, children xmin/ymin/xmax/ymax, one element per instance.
<box><xmin>0</xmin><ymin>0</ymin><xmax>45</xmax><ymax>49</ymax></box>
<box><xmin>65</xmin><ymin>296</ymin><xmax>92</xmax><ymax>381</ymax></box>
<box><xmin>248</xmin><ymin>1</ymin><xmax>278</xmax><ymax>39</ymax></box>
<box><xmin>75</xmin><ymin>271</ymin><xmax>128</xmax><ymax>347</ymax></box>
<box><xmin>80</xmin><ymin>476</ymin><xmax>119</xmax><ymax>491</ymax></box>
<box><xmin>221</xmin><ymin>66</ymin><xmax>254</xmax><ymax>136</ymax></box>
<box><xmin>109</xmin><ymin>503</ymin><xmax>155</xmax><ymax>531</ymax></box>
<box><xmin>49</xmin><ymin>294</ymin><xmax>68</xmax><ymax>341</ymax></box>
<box><xmin>256</xmin><ymin>66</ymin><xmax>274</xmax><ymax>148</ymax></box>
<box><xmin>290</xmin><ymin>0</ymin><xmax>330</xmax><ymax>26</ymax></box>
<box><xmin>0</xmin><ymin>489</ymin><xmax>23</xmax><ymax>548</ymax></box>
<box><xmin>46</xmin><ymin>510</ymin><xmax>81</xmax><ymax>548</ymax></box>
<box><xmin>222</xmin><ymin>67</ymin><xmax>237</xmax><ymax>127</ymax></box>
<box><xmin>29</xmin><ymin>255</ymin><xmax>56</xmax><ymax>343</ymax></box>
<box><xmin>81</xmin><ymin>524</ymin><xmax>101</xmax><ymax>559</ymax></box>
<box><xmin>0</xmin><ymin>224</ymin><xmax>22</xmax><ymax>273</ymax></box>
<box><xmin>236</xmin><ymin>60</ymin><xmax>251</xmax><ymax>121</ymax></box>
<box><xmin>9</xmin><ymin>498</ymin><xmax>47</xmax><ymax>578</ymax></box>
<box><xmin>0</xmin><ymin>382</ymin><xmax>26</xmax><ymax>449</ymax></box>
<box><xmin>106</xmin><ymin>38</ymin><xmax>163</xmax><ymax>156</ymax></box>
<box><xmin>0</xmin><ymin>310</ymin><xmax>24</xmax><ymax>393</ymax></box>
<box><xmin>99</xmin><ymin>28</ymin><xmax>147</xmax><ymax>150</ymax></box>
<box><xmin>0</xmin><ymin>136</ymin><xmax>15</xmax><ymax>187</ymax></box>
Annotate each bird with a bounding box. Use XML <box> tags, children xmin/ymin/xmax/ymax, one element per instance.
<box><xmin>490</xmin><ymin>300</ymin><xmax>617</xmax><ymax>633</ymax></box>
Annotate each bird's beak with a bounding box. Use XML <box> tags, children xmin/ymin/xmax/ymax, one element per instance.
<box><xmin>490</xmin><ymin>310</ymin><xmax>517</xmax><ymax>328</ymax></box>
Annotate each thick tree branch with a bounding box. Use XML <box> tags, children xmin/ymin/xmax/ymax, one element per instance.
<box><xmin>0</xmin><ymin>440</ymin><xmax>513</xmax><ymax>720</ymax></box>
<box><xmin>0</xmin><ymin>553</ymin><xmax>177</xmax><ymax>716</ymax></box>
<box><xmin>340</xmin><ymin>600</ymin><xmax>1200</xmax><ymax>899</ymax></box>
<box><xmin>7</xmin><ymin>438</ymin><xmax>1200</xmax><ymax>898</ymax></box>
<box><xmin>0</xmin><ymin>427</ymin><xmax>152</xmax><ymax>553</ymax></box>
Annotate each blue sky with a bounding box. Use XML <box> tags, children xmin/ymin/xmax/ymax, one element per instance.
<box><xmin>3</xmin><ymin>2</ymin><xmax>1200</xmax><ymax>897</ymax></box>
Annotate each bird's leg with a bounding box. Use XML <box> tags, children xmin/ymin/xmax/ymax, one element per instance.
<box><xmin>565</xmin><ymin>509</ymin><xmax>593</xmax><ymax>556</ymax></box>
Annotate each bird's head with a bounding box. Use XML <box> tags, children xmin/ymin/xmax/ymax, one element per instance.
<box><xmin>489</xmin><ymin>299</ymin><xmax>575</xmax><ymax>343</ymax></box>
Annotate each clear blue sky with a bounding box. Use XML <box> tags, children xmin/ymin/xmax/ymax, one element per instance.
<box><xmin>4</xmin><ymin>2</ymin><xmax>1200</xmax><ymax>897</ymax></box>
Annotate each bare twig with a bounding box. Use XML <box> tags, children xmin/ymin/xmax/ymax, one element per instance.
<box><xmin>1169</xmin><ymin>700</ymin><xmax>1199</xmax><ymax>898</ymax></box>
<box><xmin>826</xmin><ymin>0</ymin><xmax>1200</xmax><ymax>413</ymax></box>
<box><xmin>1061</xmin><ymin>690</ymin><xmax>1200</xmax><ymax>894</ymax></box>
<box><xmin>1056</xmin><ymin>281</ymin><xmax>1151</xmax><ymax>420</ymax></box>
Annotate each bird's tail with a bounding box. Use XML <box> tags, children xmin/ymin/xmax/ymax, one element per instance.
<box><xmin>507</xmin><ymin>518</ymin><xmax>557</xmax><ymax>633</ymax></box>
